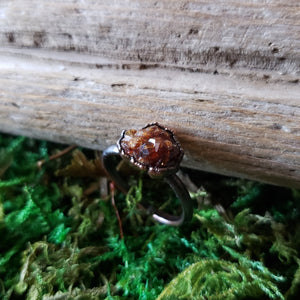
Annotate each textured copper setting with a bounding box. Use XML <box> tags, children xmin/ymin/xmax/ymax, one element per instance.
<box><xmin>118</xmin><ymin>123</ymin><xmax>183</xmax><ymax>176</ymax></box>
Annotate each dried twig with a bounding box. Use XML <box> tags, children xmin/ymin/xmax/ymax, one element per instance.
<box><xmin>37</xmin><ymin>145</ymin><xmax>77</xmax><ymax>169</ymax></box>
<box><xmin>110</xmin><ymin>182</ymin><xmax>124</xmax><ymax>239</ymax></box>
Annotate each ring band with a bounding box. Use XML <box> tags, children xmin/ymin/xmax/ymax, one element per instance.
<box><xmin>102</xmin><ymin>123</ymin><xmax>193</xmax><ymax>226</ymax></box>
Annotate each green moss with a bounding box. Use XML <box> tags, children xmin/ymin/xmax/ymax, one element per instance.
<box><xmin>0</xmin><ymin>133</ymin><xmax>299</xmax><ymax>299</ymax></box>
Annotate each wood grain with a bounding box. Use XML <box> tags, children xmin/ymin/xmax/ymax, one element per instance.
<box><xmin>0</xmin><ymin>0</ymin><xmax>299</xmax><ymax>78</ymax></box>
<box><xmin>0</xmin><ymin>0</ymin><xmax>299</xmax><ymax>188</ymax></box>
<box><xmin>0</xmin><ymin>48</ymin><xmax>299</xmax><ymax>188</ymax></box>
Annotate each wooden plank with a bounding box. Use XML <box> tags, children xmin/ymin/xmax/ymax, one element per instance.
<box><xmin>0</xmin><ymin>0</ymin><xmax>299</xmax><ymax>78</ymax></box>
<box><xmin>0</xmin><ymin>48</ymin><xmax>299</xmax><ymax>189</ymax></box>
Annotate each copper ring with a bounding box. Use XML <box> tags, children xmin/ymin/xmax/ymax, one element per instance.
<box><xmin>102</xmin><ymin>123</ymin><xmax>193</xmax><ymax>226</ymax></box>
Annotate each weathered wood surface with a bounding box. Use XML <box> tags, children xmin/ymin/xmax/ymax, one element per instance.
<box><xmin>1</xmin><ymin>48</ymin><xmax>299</xmax><ymax>189</ymax></box>
<box><xmin>1</xmin><ymin>0</ymin><xmax>300</xmax><ymax>78</ymax></box>
<box><xmin>0</xmin><ymin>0</ymin><xmax>299</xmax><ymax>188</ymax></box>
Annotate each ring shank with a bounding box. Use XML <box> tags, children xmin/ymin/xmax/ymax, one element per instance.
<box><xmin>102</xmin><ymin>145</ymin><xmax>129</xmax><ymax>193</ymax></box>
<box><xmin>102</xmin><ymin>145</ymin><xmax>193</xmax><ymax>226</ymax></box>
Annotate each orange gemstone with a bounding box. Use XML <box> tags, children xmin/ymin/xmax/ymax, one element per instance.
<box><xmin>119</xmin><ymin>124</ymin><xmax>183</xmax><ymax>173</ymax></box>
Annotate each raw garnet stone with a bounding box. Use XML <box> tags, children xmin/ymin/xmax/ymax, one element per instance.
<box><xmin>119</xmin><ymin>124</ymin><xmax>183</xmax><ymax>173</ymax></box>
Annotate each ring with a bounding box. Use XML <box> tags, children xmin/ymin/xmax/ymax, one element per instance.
<box><xmin>102</xmin><ymin>123</ymin><xmax>193</xmax><ymax>226</ymax></box>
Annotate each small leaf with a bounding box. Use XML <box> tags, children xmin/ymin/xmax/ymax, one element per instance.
<box><xmin>0</xmin><ymin>148</ymin><xmax>13</xmax><ymax>177</ymax></box>
<box><xmin>56</xmin><ymin>150</ymin><xmax>106</xmax><ymax>178</ymax></box>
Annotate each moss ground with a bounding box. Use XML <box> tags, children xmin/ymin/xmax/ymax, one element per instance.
<box><xmin>0</xmin><ymin>133</ymin><xmax>299</xmax><ymax>300</ymax></box>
